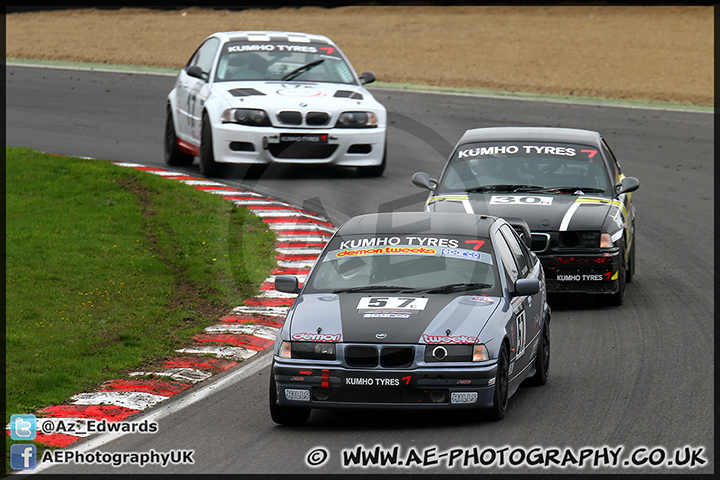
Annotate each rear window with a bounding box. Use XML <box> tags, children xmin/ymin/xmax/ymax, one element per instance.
<box><xmin>440</xmin><ymin>142</ymin><xmax>611</xmax><ymax>194</ymax></box>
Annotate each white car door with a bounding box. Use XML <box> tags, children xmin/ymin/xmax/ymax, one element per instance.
<box><xmin>176</xmin><ymin>37</ymin><xmax>219</xmax><ymax>142</ymax></box>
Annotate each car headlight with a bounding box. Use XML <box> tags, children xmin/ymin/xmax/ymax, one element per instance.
<box><xmin>221</xmin><ymin>108</ymin><xmax>271</xmax><ymax>126</ymax></box>
<box><xmin>423</xmin><ymin>344</ymin><xmax>489</xmax><ymax>362</ymax></box>
<box><xmin>600</xmin><ymin>233</ymin><xmax>614</xmax><ymax>248</ymax></box>
<box><xmin>560</xmin><ymin>231</ymin><xmax>606</xmax><ymax>248</ymax></box>
<box><xmin>335</xmin><ymin>111</ymin><xmax>378</xmax><ymax>128</ymax></box>
<box><xmin>279</xmin><ymin>341</ymin><xmax>336</xmax><ymax>360</ymax></box>
<box><xmin>473</xmin><ymin>344</ymin><xmax>489</xmax><ymax>362</ymax></box>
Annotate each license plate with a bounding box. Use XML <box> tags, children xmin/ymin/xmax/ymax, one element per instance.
<box><xmin>280</xmin><ymin>133</ymin><xmax>328</xmax><ymax>143</ymax></box>
<box><xmin>343</xmin><ymin>373</ymin><xmax>414</xmax><ymax>388</ymax></box>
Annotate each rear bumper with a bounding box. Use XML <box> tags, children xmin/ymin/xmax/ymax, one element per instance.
<box><xmin>540</xmin><ymin>250</ymin><xmax>622</xmax><ymax>294</ymax></box>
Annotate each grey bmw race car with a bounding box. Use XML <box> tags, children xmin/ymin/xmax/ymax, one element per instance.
<box><xmin>413</xmin><ymin>127</ymin><xmax>639</xmax><ymax>306</ymax></box>
<box><xmin>269</xmin><ymin>212</ymin><xmax>551</xmax><ymax>426</ymax></box>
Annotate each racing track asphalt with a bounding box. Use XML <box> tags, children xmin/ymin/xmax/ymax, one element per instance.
<box><xmin>5</xmin><ymin>65</ymin><xmax>714</xmax><ymax>474</ymax></box>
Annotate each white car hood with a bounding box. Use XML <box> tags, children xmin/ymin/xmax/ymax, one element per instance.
<box><xmin>215</xmin><ymin>81</ymin><xmax>381</xmax><ymax>113</ymax></box>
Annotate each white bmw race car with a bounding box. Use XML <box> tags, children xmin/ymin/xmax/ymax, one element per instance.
<box><xmin>165</xmin><ymin>31</ymin><xmax>388</xmax><ymax>177</ymax></box>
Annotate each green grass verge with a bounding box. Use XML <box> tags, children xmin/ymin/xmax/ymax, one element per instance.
<box><xmin>5</xmin><ymin>57</ymin><xmax>712</xmax><ymax>112</ymax></box>
<box><xmin>5</xmin><ymin>147</ymin><xmax>277</xmax><ymax>470</ymax></box>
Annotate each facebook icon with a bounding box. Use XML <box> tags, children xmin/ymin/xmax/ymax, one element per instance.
<box><xmin>10</xmin><ymin>444</ymin><xmax>37</xmax><ymax>470</ymax></box>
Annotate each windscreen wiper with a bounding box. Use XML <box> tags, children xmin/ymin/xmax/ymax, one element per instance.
<box><xmin>419</xmin><ymin>282</ymin><xmax>493</xmax><ymax>294</ymax></box>
<box><xmin>281</xmin><ymin>59</ymin><xmax>325</xmax><ymax>81</ymax></box>
<box><xmin>465</xmin><ymin>184</ymin><xmax>544</xmax><ymax>193</ymax></box>
<box><xmin>332</xmin><ymin>285</ymin><xmax>411</xmax><ymax>293</ymax></box>
<box><xmin>538</xmin><ymin>186</ymin><xmax>606</xmax><ymax>194</ymax></box>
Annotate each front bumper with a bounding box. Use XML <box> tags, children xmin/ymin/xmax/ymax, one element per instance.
<box><xmin>212</xmin><ymin>122</ymin><xmax>386</xmax><ymax>166</ymax></box>
<box><xmin>540</xmin><ymin>250</ymin><xmax>622</xmax><ymax>294</ymax></box>
<box><xmin>273</xmin><ymin>361</ymin><xmax>498</xmax><ymax>410</ymax></box>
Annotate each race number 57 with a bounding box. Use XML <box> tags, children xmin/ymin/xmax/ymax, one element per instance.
<box><xmin>357</xmin><ymin>297</ymin><xmax>429</xmax><ymax>310</ymax></box>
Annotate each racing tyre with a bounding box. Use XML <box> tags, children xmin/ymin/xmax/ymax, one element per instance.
<box><xmin>525</xmin><ymin>319</ymin><xmax>550</xmax><ymax>386</ymax></box>
<box><xmin>626</xmin><ymin>237</ymin><xmax>636</xmax><ymax>283</ymax></box>
<box><xmin>357</xmin><ymin>141</ymin><xmax>386</xmax><ymax>177</ymax></box>
<box><xmin>199</xmin><ymin>112</ymin><xmax>223</xmax><ymax>177</ymax></box>
<box><xmin>269</xmin><ymin>368</ymin><xmax>311</xmax><ymax>426</ymax></box>
<box><xmin>164</xmin><ymin>107</ymin><xmax>194</xmax><ymax>167</ymax></box>
<box><xmin>486</xmin><ymin>343</ymin><xmax>510</xmax><ymax>421</ymax></box>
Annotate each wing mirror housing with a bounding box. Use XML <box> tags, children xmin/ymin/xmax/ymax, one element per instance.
<box><xmin>615</xmin><ymin>176</ymin><xmax>640</xmax><ymax>195</ymax></box>
<box><xmin>359</xmin><ymin>71</ymin><xmax>376</xmax><ymax>85</ymax></box>
<box><xmin>514</xmin><ymin>278</ymin><xmax>540</xmax><ymax>297</ymax></box>
<box><xmin>275</xmin><ymin>275</ymin><xmax>300</xmax><ymax>294</ymax></box>
<box><xmin>411</xmin><ymin>171</ymin><xmax>437</xmax><ymax>191</ymax></box>
<box><xmin>186</xmin><ymin>65</ymin><xmax>208</xmax><ymax>81</ymax></box>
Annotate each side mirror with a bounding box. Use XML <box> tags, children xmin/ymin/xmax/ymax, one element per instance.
<box><xmin>359</xmin><ymin>71</ymin><xmax>376</xmax><ymax>85</ymax></box>
<box><xmin>615</xmin><ymin>176</ymin><xmax>640</xmax><ymax>195</ymax></box>
<box><xmin>514</xmin><ymin>278</ymin><xmax>540</xmax><ymax>297</ymax></box>
<box><xmin>186</xmin><ymin>65</ymin><xmax>207</xmax><ymax>81</ymax></box>
<box><xmin>275</xmin><ymin>275</ymin><xmax>300</xmax><ymax>294</ymax></box>
<box><xmin>411</xmin><ymin>171</ymin><xmax>437</xmax><ymax>191</ymax></box>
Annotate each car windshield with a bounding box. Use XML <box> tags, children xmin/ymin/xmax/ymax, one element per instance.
<box><xmin>214</xmin><ymin>41</ymin><xmax>357</xmax><ymax>84</ymax></box>
<box><xmin>439</xmin><ymin>142</ymin><xmax>611</xmax><ymax>195</ymax></box>
<box><xmin>305</xmin><ymin>234</ymin><xmax>501</xmax><ymax>296</ymax></box>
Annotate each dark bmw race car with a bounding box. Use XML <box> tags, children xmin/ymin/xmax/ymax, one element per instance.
<box><xmin>269</xmin><ymin>212</ymin><xmax>551</xmax><ymax>425</ymax></box>
<box><xmin>412</xmin><ymin>127</ymin><xmax>639</xmax><ymax>306</ymax></box>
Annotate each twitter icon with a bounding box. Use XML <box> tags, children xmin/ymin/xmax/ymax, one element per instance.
<box><xmin>10</xmin><ymin>415</ymin><xmax>37</xmax><ymax>440</ymax></box>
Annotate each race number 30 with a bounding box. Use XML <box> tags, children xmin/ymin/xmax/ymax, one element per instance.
<box><xmin>490</xmin><ymin>196</ymin><xmax>553</xmax><ymax>206</ymax></box>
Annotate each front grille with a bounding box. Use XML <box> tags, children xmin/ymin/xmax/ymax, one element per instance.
<box><xmin>267</xmin><ymin>143</ymin><xmax>338</xmax><ymax>159</ymax></box>
<box><xmin>313</xmin><ymin>387</ymin><xmax>445</xmax><ymax>404</ymax></box>
<box><xmin>380</xmin><ymin>347</ymin><xmax>414</xmax><ymax>368</ymax></box>
<box><xmin>531</xmin><ymin>233</ymin><xmax>551</xmax><ymax>252</ymax></box>
<box><xmin>306</xmin><ymin>111</ymin><xmax>330</xmax><ymax>126</ymax></box>
<box><xmin>345</xmin><ymin>346</ymin><xmax>378</xmax><ymax>367</ymax></box>
<box><xmin>229</xmin><ymin>141</ymin><xmax>255</xmax><ymax>152</ymax></box>
<box><xmin>347</xmin><ymin>144</ymin><xmax>372</xmax><ymax>154</ymax></box>
<box><xmin>277</xmin><ymin>111</ymin><xmax>302</xmax><ymax>125</ymax></box>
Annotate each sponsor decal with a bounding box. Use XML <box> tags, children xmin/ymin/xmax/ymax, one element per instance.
<box><xmin>470</xmin><ymin>295</ymin><xmax>495</xmax><ymax>303</ymax></box>
<box><xmin>338</xmin><ymin>237</ymin><xmax>459</xmax><ymax>249</ymax></box>
<box><xmin>461</xmin><ymin>295</ymin><xmax>495</xmax><ymax>307</ymax></box>
<box><xmin>363</xmin><ymin>313</ymin><xmax>411</xmax><ymax>318</ymax></box>
<box><xmin>284</xmin><ymin>389</ymin><xmax>311</xmax><ymax>401</ymax></box>
<box><xmin>228</xmin><ymin>44</ymin><xmax>320</xmax><ymax>53</ymax></box>
<box><xmin>457</xmin><ymin>145</ymin><xmax>577</xmax><ymax>159</ymax></box>
<box><xmin>345</xmin><ymin>375</ymin><xmax>411</xmax><ymax>387</ymax></box>
<box><xmin>335</xmin><ymin>245</ymin><xmax>437</xmax><ymax>258</ymax></box>
<box><xmin>515</xmin><ymin>310</ymin><xmax>527</xmax><ymax>359</ymax></box>
<box><xmin>556</xmin><ymin>274</ymin><xmax>605</xmax><ymax>281</ymax></box>
<box><xmin>509</xmin><ymin>362</ymin><xmax>514</xmax><ymax>375</ymax></box>
<box><xmin>489</xmin><ymin>195</ymin><xmax>553</xmax><ymax>206</ymax></box>
<box><xmin>450</xmin><ymin>392</ymin><xmax>478</xmax><ymax>404</ymax></box>
<box><xmin>277</xmin><ymin>85</ymin><xmax>327</xmax><ymax>97</ymax></box>
<box><xmin>291</xmin><ymin>332</ymin><xmax>342</xmax><ymax>342</ymax></box>
<box><xmin>421</xmin><ymin>334</ymin><xmax>479</xmax><ymax>344</ymax></box>
<box><xmin>358</xmin><ymin>297</ymin><xmax>429</xmax><ymax>310</ymax></box>
<box><xmin>440</xmin><ymin>248</ymin><xmax>493</xmax><ymax>264</ymax></box>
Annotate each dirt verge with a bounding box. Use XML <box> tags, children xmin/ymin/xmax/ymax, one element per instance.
<box><xmin>5</xmin><ymin>6</ymin><xmax>714</xmax><ymax>105</ymax></box>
